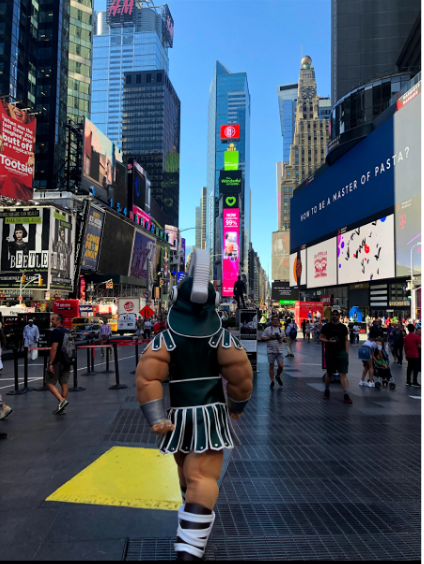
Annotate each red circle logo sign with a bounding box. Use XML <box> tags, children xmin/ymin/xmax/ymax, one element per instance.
<box><xmin>224</xmin><ymin>126</ymin><xmax>236</xmax><ymax>138</ymax></box>
<box><xmin>124</xmin><ymin>301</ymin><xmax>134</xmax><ymax>312</ymax></box>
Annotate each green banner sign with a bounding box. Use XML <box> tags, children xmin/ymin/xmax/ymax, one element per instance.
<box><xmin>224</xmin><ymin>151</ymin><xmax>239</xmax><ymax>171</ymax></box>
<box><xmin>280</xmin><ymin>300</ymin><xmax>296</xmax><ymax>305</ymax></box>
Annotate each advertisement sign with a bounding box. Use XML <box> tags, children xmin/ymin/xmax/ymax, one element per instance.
<box><xmin>131</xmin><ymin>161</ymin><xmax>148</xmax><ymax>213</ymax></box>
<box><xmin>271</xmin><ymin>283</ymin><xmax>299</xmax><ymax>302</ymax></box>
<box><xmin>337</xmin><ymin>215</ymin><xmax>395</xmax><ymax>284</ymax></box>
<box><xmin>161</xmin><ymin>4</ymin><xmax>174</xmax><ymax>48</ymax></box>
<box><xmin>82</xmin><ymin>118</ymin><xmax>123</xmax><ymax>206</ymax></box>
<box><xmin>224</xmin><ymin>151</ymin><xmax>239</xmax><ymax>170</ymax></box>
<box><xmin>294</xmin><ymin>301</ymin><xmax>324</xmax><ymax>325</ymax></box>
<box><xmin>289</xmin><ymin>248</ymin><xmax>306</xmax><ymax>287</ymax></box>
<box><xmin>272</xmin><ymin>231</ymin><xmax>290</xmax><ymax>282</ymax></box>
<box><xmin>220</xmin><ymin>124</ymin><xmax>240</xmax><ymax>140</ymax></box>
<box><xmin>98</xmin><ymin>212</ymin><xmax>134</xmax><ymax>276</ymax></box>
<box><xmin>177</xmin><ymin>271</ymin><xmax>186</xmax><ymax>283</ymax></box>
<box><xmin>165</xmin><ymin>225</ymin><xmax>178</xmax><ymax>251</ymax></box>
<box><xmin>130</xmin><ymin>231</ymin><xmax>156</xmax><ymax>281</ymax></box>
<box><xmin>306</xmin><ymin>238</ymin><xmax>337</xmax><ymax>289</ymax></box>
<box><xmin>107</xmin><ymin>0</ymin><xmax>136</xmax><ymax>25</ymax></box>
<box><xmin>49</xmin><ymin>209</ymin><xmax>76</xmax><ymax>291</ymax></box>
<box><xmin>219</xmin><ymin>170</ymin><xmax>242</xmax><ymax>195</ymax></box>
<box><xmin>81</xmin><ymin>206</ymin><xmax>104</xmax><ymax>271</ymax></box>
<box><xmin>222</xmin><ymin>209</ymin><xmax>240</xmax><ymax>297</ymax></box>
<box><xmin>223</xmin><ymin>194</ymin><xmax>240</xmax><ymax>209</ymax></box>
<box><xmin>0</xmin><ymin>207</ymin><xmax>49</xmax><ymax>289</ymax></box>
<box><xmin>395</xmin><ymin>193</ymin><xmax>421</xmax><ymax>276</ymax></box>
<box><xmin>0</xmin><ymin>101</ymin><xmax>36</xmax><ymax>202</ymax></box>
<box><xmin>290</xmin><ymin>92</ymin><xmax>420</xmax><ymax>251</ymax></box>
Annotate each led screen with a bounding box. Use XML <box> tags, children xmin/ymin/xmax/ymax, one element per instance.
<box><xmin>289</xmin><ymin>248</ymin><xmax>306</xmax><ymax>287</ymax></box>
<box><xmin>272</xmin><ymin>231</ymin><xmax>290</xmax><ymax>281</ymax></box>
<box><xmin>395</xmin><ymin>193</ymin><xmax>421</xmax><ymax>277</ymax></box>
<box><xmin>307</xmin><ymin>238</ymin><xmax>337</xmax><ymax>289</ymax></box>
<box><xmin>337</xmin><ymin>215</ymin><xmax>395</xmax><ymax>284</ymax></box>
<box><xmin>97</xmin><ymin>212</ymin><xmax>134</xmax><ymax>275</ymax></box>
<box><xmin>222</xmin><ymin>209</ymin><xmax>239</xmax><ymax>297</ymax></box>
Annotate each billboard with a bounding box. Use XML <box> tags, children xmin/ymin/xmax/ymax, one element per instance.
<box><xmin>223</xmin><ymin>194</ymin><xmax>240</xmax><ymax>209</ymax></box>
<box><xmin>131</xmin><ymin>161</ymin><xmax>148</xmax><ymax>214</ymax></box>
<box><xmin>81</xmin><ymin>206</ymin><xmax>104</xmax><ymax>272</ymax></box>
<box><xmin>224</xmin><ymin>151</ymin><xmax>239</xmax><ymax>170</ymax></box>
<box><xmin>219</xmin><ymin>170</ymin><xmax>242</xmax><ymax>195</ymax></box>
<box><xmin>289</xmin><ymin>248</ymin><xmax>306</xmax><ymax>287</ymax></box>
<box><xmin>395</xmin><ymin>193</ymin><xmax>421</xmax><ymax>276</ymax></box>
<box><xmin>220</xmin><ymin>124</ymin><xmax>240</xmax><ymax>140</ymax></box>
<box><xmin>0</xmin><ymin>101</ymin><xmax>36</xmax><ymax>202</ymax></box>
<box><xmin>290</xmin><ymin>92</ymin><xmax>420</xmax><ymax>250</ymax></box>
<box><xmin>272</xmin><ymin>231</ymin><xmax>290</xmax><ymax>281</ymax></box>
<box><xmin>337</xmin><ymin>215</ymin><xmax>395</xmax><ymax>284</ymax></box>
<box><xmin>82</xmin><ymin>118</ymin><xmax>123</xmax><ymax>206</ymax></box>
<box><xmin>222</xmin><ymin>209</ymin><xmax>240</xmax><ymax>297</ymax></box>
<box><xmin>97</xmin><ymin>212</ymin><xmax>134</xmax><ymax>276</ymax></box>
<box><xmin>0</xmin><ymin>207</ymin><xmax>49</xmax><ymax>289</ymax></box>
<box><xmin>271</xmin><ymin>282</ymin><xmax>299</xmax><ymax>302</ymax></box>
<box><xmin>49</xmin><ymin>209</ymin><xmax>76</xmax><ymax>291</ymax></box>
<box><xmin>129</xmin><ymin>231</ymin><xmax>156</xmax><ymax>281</ymax></box>
<box><xmin>165</xmin><ymin>225</ymin><xmax>178</xmax><ymax>251</ymax></box>
<box><xmin>307</xmin><ymin>238</ymin><xmax>337</xmax><ymax>289</ymax></box>
<box><xmin>107</xmin><ymin>0</ymin><xmax>136</xmax><ymax>25</ymax></box>
<box><xmin>161</xmin><ymin>4</ymin><xmax>174</xmax><ymax>48</ymax></box>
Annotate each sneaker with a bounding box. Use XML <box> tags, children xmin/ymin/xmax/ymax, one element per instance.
<box><xmin>0</xmin><ymin>406</ymin><xmax>13</xmax><ymax>420</ymax></box>
<box><xmin>343</xmin><ymin>394</ymin><xmax>353</xmax><ymax>404</ymax></box>
<box><xmin>52</xmin><ymin>399</ymin><xmax>69</xmax><ymax>414</ymax></box>
<box><xmin>367</xmin><ymin>381</ymin><xmax>375</xmax><ymax>388</ymax></box>
<box><xmin>285</xmin><ymin>354</ymin><xmax>291</xmax><ymax>357</ymax></box>
<box><xmin>323</xmin><ymin>388</ymin><xmax>330</xmax><ymax>400</ymax></box>
<box><xmin>405</xmin><ymin>382</ymin><xmax>412</xmax><ymax>387</ymax></box>
<box><xmin>359</xmin><ymin>381</ymin><xmax>366</xmax><ymax>386</ymax></box>
<box><xmin>411</xmin><ymin>382</ymin><xmax>421</xmax><ymax>388</ymax></box>
<box><xmin>58</xmin><ymin>408</ymin><xmax>66</xmax><ymax>415</ymax></box>
<box><xmin>275</xmin><ymin>375</ymin><xmax>283</xmax><ymax>387</ymax></box>
<box><xmin>270</xmin><ymin>381</ymin><xmax>275</xmax><ymax>389</ymax></box>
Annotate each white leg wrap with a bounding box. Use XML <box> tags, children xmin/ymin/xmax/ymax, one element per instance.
<box><xmin>174</xmin><ymin>505</ymin><xmax>215</xmax><ymax>559</ymax></box>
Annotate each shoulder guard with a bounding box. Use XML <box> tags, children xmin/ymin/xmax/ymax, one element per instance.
<box><xmin>208</xmin><ymin>328</ymin><xmax>244</xmax><ymax>350</ymax></box>
<box><xmin>142</xmin><ymin>330</ymin><xmax>176</xmax><ymax>354</ymax></box>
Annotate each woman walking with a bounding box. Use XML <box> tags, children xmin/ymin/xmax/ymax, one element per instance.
<box><xmin>358</xmin><ymin>337</ymin><xmax>378</xmax><ymax>387</ymax></box>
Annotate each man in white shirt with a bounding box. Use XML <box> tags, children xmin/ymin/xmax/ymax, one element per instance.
<box><xmin>23</xmin><ymin>319</ymin><xmax>40</xmax><ymax>360</ymax></box>
<box><xmin>99</xmin><ymin>320</ymin><xmax>112</xmax><ymax>357</ymax></box>
<box><xmin>352</xmin><ymin>323</ymin><xmax>360</xmax><ymax>346</ymax></box>
<box><xmin>261</xmin><ymin>315</ymin><xmax>286</xmax><ymax>389</ymax></box>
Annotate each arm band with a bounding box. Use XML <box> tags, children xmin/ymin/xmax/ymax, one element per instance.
<box><xmin>227</xmin><ymin>395</ymin><xmax>251</xmax><ymax>415</ymax></box>
<box><xmin>139</xmin><ymin>398</ymin><xmax>167</xmax><ymax>427</ymax></box>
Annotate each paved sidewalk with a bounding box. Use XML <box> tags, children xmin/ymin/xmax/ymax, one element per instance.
<box><xmin>0</xmin><ymin>338</ymin><xmax>420</xmax><ymax>561</ymax></box>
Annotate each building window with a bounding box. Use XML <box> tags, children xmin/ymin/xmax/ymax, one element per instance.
<box><xmin>136</xmin><ymin>74</ymin><xmax>141</xmax><ymax>84</ymax></box>
<box><xmin>146</xmin><ymin>73</ymin><xmax>152</xmax><ymax>83</ymax></box>
<box><xmin>126</xmin><ymin>75</ymin><xmax>132</xmax><ymax>85</ymax></box>
<box><xmin>157</xmin><ymin>73</ymin><xmax>162</xmax><ymax>82</ymax></box>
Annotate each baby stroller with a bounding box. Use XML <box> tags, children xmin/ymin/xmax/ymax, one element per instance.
<box><xmin>373</xmin><ymin>350</ymin><xmax>396</xmax><ymax>390</ymax></box>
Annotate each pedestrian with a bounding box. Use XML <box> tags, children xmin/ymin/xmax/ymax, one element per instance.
<box><xmin>136</xmin><ymin>316</ymin><xmax>145</xmax><ymax>338</ymax></box>
<box><xmin>305</xmin><ymin>320</ymin><xmax>312</xmax><ymax>343</ymax></box>
<box><xmin>352</xmin><ymin>322</ymin><xmax>360</xmax><ymax>346</ymax></box>
<box><xmin>391</xmin><ymin>322</ymin><xmax>405</xmax><ymax>366</ymax></box>
<box><xmin>261</xmin><ymin>314</ymin><xmax>285</xmax><ymax>389</ymax></box>
<box><xmin>301</xmin><ymin>319</ymin><xmax>306</xmax><ymax>340</ymax></box>
<box><xmin>358</xmin><ymin>337</ymin><xmax>378</xmax><ymax>387</ymax></box>
<box><xmin>153</xmin><ymin>315</ymin><xmax>166</xmax><ymax>336</ymax></box>
<box><xmin>99</xmin><ymin>318</ymin><xmax>112</xmax><ymax>357</ymax></box>
<box><xmin>314</xmin><ymin>318</ymin><xmax>322</xmax><ymax>344</ymax></box>
<box><xmin>365</xmin><ymin>314</ymin><xmax>371</xmax><ymax>332</ymax></box>
<box><xmin>23</xmin><ymin>318</ymin><xmax>40</xmax><ymax>360</ymax></box>
<box><xmin>404</xmin><ymin>324</ymin><xmax>421</xmax><ymax>387</ymax></box>
<box><xmin>46</xmin><ymin>313</ymin><xmax>71</xmax><ymax>415</ymax></box>
<box><xmin>143</xmin><ymin>318</ymin><xmax>152</xmax><ymax>339</ymax></box>
<box><xmin>308</xmin><ymin>309</ymin><xmax>312</xmax><ymax>321</ymax></box>
<box><xmin>233</xmin><ymin>275</ymin><xmax>247</xmax><ymax>309</ymax></box>
<box><xmin>0</xmin><ymin>327</ymin><xmax>12</xmax><ymax>428</ymax></box>
<box><xmin>369</xmin><ymin>318</ymin><xmax>384</xmax><ymax>341</ymax></box>
<box><xmin>319</xmin><ymin>309</ymin><xmax>352</xmax><ymax>404</ymax></box>
<box><xmin>285</xmin><ymin>318</ymin><xmax>297</xmax><ymax>357</ymax></box>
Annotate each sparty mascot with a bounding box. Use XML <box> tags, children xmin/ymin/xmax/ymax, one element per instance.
<box><xmin>136</xmin><ymin>248</ymin><xmax>253</xmax><ymax>560</ymax></box>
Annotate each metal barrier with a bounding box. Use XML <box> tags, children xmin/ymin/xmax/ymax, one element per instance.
<box><xmin>6</xmin><ymin>349</ymin><xmax>27</xmax><ymax>396</ymax></box>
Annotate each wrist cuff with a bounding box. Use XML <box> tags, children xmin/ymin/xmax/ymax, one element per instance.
<box><xmin>140</xmin><ymin>398</ymin><xmax>166</xmax><ymax>427</ymax></box>
<box><xmin>227</xmin><ymin>395</ymin><xmax>250</xmax><ymax>415</ymax></box>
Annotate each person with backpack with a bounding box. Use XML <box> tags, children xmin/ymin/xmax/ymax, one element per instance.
<box><xmin>46</xmin><ymin>313</ymin><xmax>75</xmax><ymax>415</ymax></box>
<box><xmin>285</xmin><ymin>319</ymin><xmax>298</xmax><ymax>357</ymax></box>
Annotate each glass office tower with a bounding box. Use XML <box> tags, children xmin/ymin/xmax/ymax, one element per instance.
<box><xmin>277</xmin><ymin>83</ymin><xmax>298</xmax><ymax>163</ymax></box>
<box><xmin>207</xmin><ymin>61</ymin><xmax>251</xmax><ymax>282</ymax></box>
<box><xmin>91</xmin><ymin>6</ymin><xmax>170</xmax><ymax>147</ymax></box>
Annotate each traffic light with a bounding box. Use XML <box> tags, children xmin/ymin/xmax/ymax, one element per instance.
<box><xmin>159</xmin><ymin>279</ymin><xmax>163</xmax><ymax>287</ymax></box>
<box><xmin>21</xmin><ymin>274</ymin><xmax>26</xmax><ymax>284</ymax></box>
<box><xmin>38</xmin><ymin>278</ymin><xmax>43</xmax><ymax>286</ymax></box>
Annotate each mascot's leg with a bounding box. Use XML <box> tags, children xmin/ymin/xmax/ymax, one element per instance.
<box><xmin>174</xmin><ymin>452</ymin><xmax>188</xmax><ymax>503</ymax></box>
<box><xmin>174</xmin><ymin>450</ymin><xmax>224</xmax><ymax>561</ymax></box>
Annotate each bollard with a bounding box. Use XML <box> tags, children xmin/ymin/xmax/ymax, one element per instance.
<box><xmin>90</xmin><ymin>340</ymin><xmax>98</xmax><ymax>375</ymax></box>
<box><xmin>102</xmin><ymin>342</ymin><xmax>114</xmax><ymax>374</ymax></box>
<box><xmin>82</xmin><ymin>343</ymin><xmax>92</xmax><ymax>376</ymax></box>
<box><xmin>109</xmin><ymin>342</ymin><xmax>127</xmax><ymax>390</ymax></box>
<box><xmin>35</xmin><ymin>351</ymin><xmax>49</xmax><ymax>392</ymax></box>
<box><xmin>21</xmin><ymin>349</ymin><xmax>35</xmax><ymax>392</ymax></box>
<box><xmin>6</xmin><ymin>349</ymin><xmax>27</xmax><ymax>395</ymax></box>
<box><xmin>69</xmin><ymin>348</ymin><xmax>85</xmax><ymax>392</ymax></box>
<box><xmin>130</xmin><ymin>342</ymin><xmax>139</xmax><ymax>374</ymax></box>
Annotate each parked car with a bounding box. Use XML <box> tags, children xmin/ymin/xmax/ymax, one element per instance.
<box><xmin>71</xmin><ymin>324</ymin><xmax>92</xmax><ymax>339</ymax></box>
<box><xmin>118</xmin><ymin>313</ymin><xmax>138</xmax><ymax>335</ymax></box>
<box><xmin>80</xmin><ymin>324</ymin><xmax>101</xmax><ymax>341</ymax></box>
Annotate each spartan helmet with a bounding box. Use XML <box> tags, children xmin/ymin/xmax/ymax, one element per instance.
<box><xmin>168</xmin><ymin>249</ymin><xmax>221</xmax><ymax>338</ymax></box>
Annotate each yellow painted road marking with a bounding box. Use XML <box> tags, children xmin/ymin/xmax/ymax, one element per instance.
<box><xmin>46</xmin><ymin>446</ymin><xmax>181</xmax><ymax>511</ymax></box>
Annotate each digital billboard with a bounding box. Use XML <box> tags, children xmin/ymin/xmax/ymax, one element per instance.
<box><xmin>395</xmin><ymin>194</ymin><xmax>421</xmax><ymax>276</ymax></box>
<box><xmin>49</xmin><ymin>209</ymin><xmax>76</xmax><ymax>291</ymax></box>
<box><xmin>219</xmin><ymin>170</ymin><xmax>242</xmax><ymax>195</ymax></box>
<box><xmin>224</xmin><ymin>151</ymin><xmax>239</xmax><ymax>170</ymax></box>
<box><xmin>97</xmin><ymin>212</ymin><xmax>134</xmax><ymax>276</ymax></box>
<box><xmin>107</xmin><ymin>0</ymin><xmax>136</xmax><ymax>25</ymax></box>
<box><xmin>161</xmin><ymin>4</ymin><xmax>174</xmax><ymax>48</ymax></box>
<box><xmin>290</xmin><ymin>91</ymin><xmax>420</xmax><ymax>251</ymax></box>
<box><xmin>289</xmin><ymin>248</ymin><xmax>306</xmax><ymax>287</ymax></box>
<box><xmin>129</xmin><ymin>231</ymin><xmax>156</xmax><ymax>281</ymax></box>
<box><xmin>272</xmin><ymin>231</ymin><xmax>290</xmax><ymax>282</ymax></box>
<box><xmin>222</xmin><ymin>209</ymin><xmax>240</xmax><ymax>297</ymax></box>
<box><xmin>81</xmin><ymin>206</ymin><xmax>104</xmax><ymax>272</ymax></box>
<box><xmin>131</xmin><ymin>161</ymin><xmax>148</xmax><ymax>214</ymax></box>
<box><xmin>271</xmin><ymin>282</ymin><xmax>299</xmax><ymax>302</ymax></box>
<box><xmin>0</xmin><ymin>207</ymin><xmax>49</xmax><ymax>289</ymax></box>
<box><xmin>223</xmin><ymin>194</ymin><xmax>240</xmax><ymax>209</ymax></box>
<box><xmin>0</xmin><ymin>101</ymin><xmax>36</xmax><ymax>202</ymax></box>
<box><xmin>337</xmin><ymin>215</ymin><xmax>395</xmax><ymax>284</ymax></box>
<box><xmin>306</xmin><ymin>238</ymin><xmax>337</xmax><ymax>289</ymax></box>
<box><xmin>220</xmin><ymin>124</ymin><xmax>240</xmax><ymax>140</ymax></box>
<box><xmin>165</xmin><ymin>225</ymin><xmax>178</xmax><ymax>251</ymax></box>
<box><xmin>82</xmin><ymin>118</ymin><xmax>123</xmax><ymax>206</ymax></box>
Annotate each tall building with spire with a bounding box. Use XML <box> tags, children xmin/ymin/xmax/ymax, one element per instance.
<box><xmin>277</xmin><ymin>56</ymin><xmax>329</xmax><ymax>231</ymax></box>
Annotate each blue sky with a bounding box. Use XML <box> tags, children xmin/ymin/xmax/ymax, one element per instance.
<box><xmin>94</xmin><ymin>0</ymin><xmax>331</xmax><ymax>277</ymax></box>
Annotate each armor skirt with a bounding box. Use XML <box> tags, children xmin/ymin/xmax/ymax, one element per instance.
<box><xmin>158</xmin><ymin>403</ymin><xmax>235</xmax><ymax>454</ymax></box>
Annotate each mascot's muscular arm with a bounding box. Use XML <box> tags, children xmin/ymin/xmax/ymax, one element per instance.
<box><xmin>135</xmin><ymin>345</ymin><xmax>175</xmax><ymax>435</ymax></box>
<box><xmin>218</xmin><ymin>342</ymin><xmax>253</xmax><ymax>420</ymax></box>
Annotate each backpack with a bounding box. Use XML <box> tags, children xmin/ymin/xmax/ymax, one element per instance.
<box><xmin>59</xmin><ymin>327</ymin><xmax>77</xmax><ymax>365</ymax></box>
<box><xmin>288</xmin><ymin>323</ymin><xmax>297</xmax><ymax>340</ymax></box>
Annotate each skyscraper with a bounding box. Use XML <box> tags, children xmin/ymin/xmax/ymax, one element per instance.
<box><xmin>91</xmin><ymin>2</ymin><xmax>172</xmax><ymax>148</ymax></box>
<box><xmin>277</xmin><ymin>83</ymin><xmax>298</xmax><ymax>163</ymax></box>
<box><xmin>194</xmin><ymin>187</ymin><xmax>207</xmax><ymax>249</ymax></box>
<box><xmin>207</xmin><ymin>61</ymin><xmax>250</xmax><ymax>281</ymax></box>
<box><xmin>122</xmin><ymin>69</ymin><xmax>180</xmax><ymax>227</ymax></box>
<box><xmin>331</xmin><ymin>0</ymin><xmax>420</xmax><ymax>104</ymax></box>
<box><xmin>67</xmin><ymin>0</ymin><xmax>93</xmax><ymax>123</ymax></box>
